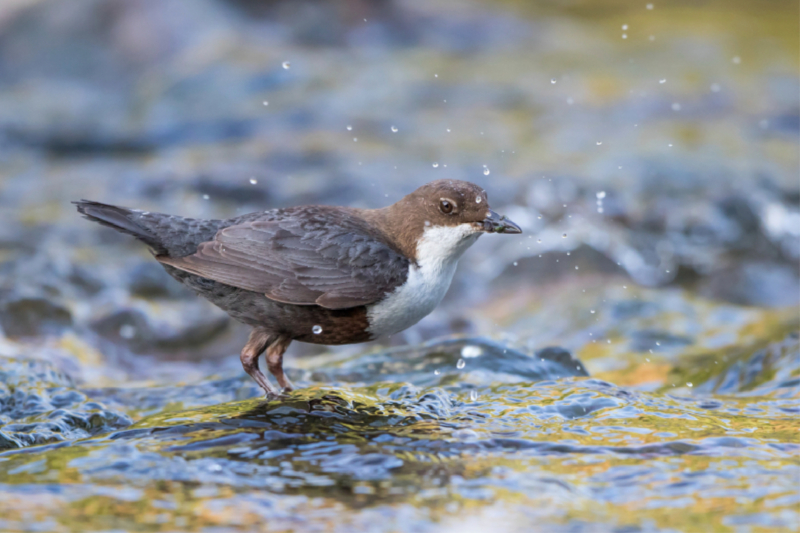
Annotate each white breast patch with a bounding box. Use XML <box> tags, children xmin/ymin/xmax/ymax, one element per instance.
<box><xmin>366</xmin><ymin>223</ymin><xmax>481</xmax><ymax>338</ymax></box>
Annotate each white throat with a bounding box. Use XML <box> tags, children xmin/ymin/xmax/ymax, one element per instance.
<box><xmin>366</xmin><ymin>224</ymin><xmax>481</xmax><ymax>338</ymax></box>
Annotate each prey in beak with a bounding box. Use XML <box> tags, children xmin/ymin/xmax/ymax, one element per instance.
<box><xmin>481</xmin><ymin>210</ymin><xmax>522</xmax><ymax>234</ymax></box>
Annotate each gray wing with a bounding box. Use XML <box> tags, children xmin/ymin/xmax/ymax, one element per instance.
<box><xmin>158</xmin><ymin>207</ymin><xmax>409</xmax><ymax>309</ymax></box>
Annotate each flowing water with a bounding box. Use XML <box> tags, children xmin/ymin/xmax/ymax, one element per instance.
<box><xmin>0</xmin><ymin>0</ymin><xmax>798</xmax><ymax>531</ymax></box>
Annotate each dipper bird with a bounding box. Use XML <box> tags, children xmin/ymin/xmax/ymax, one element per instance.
<box><xmin>74</xmin><ymin>180</ymin><xmax>521</xmax><ymax>397</ymax></box>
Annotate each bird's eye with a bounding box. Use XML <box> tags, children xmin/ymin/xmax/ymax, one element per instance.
<box><xmin>439</xmin><ymin>199</ymin><xmax>454</xmax><ymax>214</ymax></box>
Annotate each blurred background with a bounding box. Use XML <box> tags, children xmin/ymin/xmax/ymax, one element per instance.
<box><xmin>0</xmin><ymin>1</ymin><xmax>798</xmax><ymax>532</ymax></box>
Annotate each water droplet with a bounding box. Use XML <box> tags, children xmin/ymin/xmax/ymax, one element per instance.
<box><xmin>668</xmin><ymin>143</ymin><xmax>673</xmax><ymax>147</ymax></box>
<box><xmin>461</xmin><ymin>345</ymin><xmax>483</xmax><ymax>358</ymax></box>
<box><xmin>551</xmin><ymin>78</ymin><xmax>557</xmax><ymax>84</ymax></box>
<box><xmin>562</xmin><ymin>233</ymin><xmax>567</xmax><ymax>238</ymax></box>
<box><xmin>456</xmin><ymin>358</ymin><xmax>466</xmax><ymax>369</ymax></box>
<box><xmin>434</xmin><ymin>73</ymin><xmax>438</xmax><ymax>78</ymax></box>
<box><xmin>672</xmin><ymin>102</ymin><xmax>681</xmax><ymax>111</ymax></box>
<box><xmin>424</xmin><ymin>220</ymin><xmax>431</xmax><ymax>226</ymax></box>
<box><xmin>622</xmin><ymin>34</ymin><xmax>627</xmax><ymax>39</ymax></box>
<box><xmin>656</xmin><ymin>342</ymin><xmax>661</xmax><ymax>346</ymax></box>
<box><xmin>575</xmin><ymin>266</ymin><xmax>579</xmax><ymax>270</ymax></box>
<box><xmin>513</xmin><ymin>261</ymin><xmax>518</xmax><ymax>266</ymax></box>
<box><xmin>391</xmin><ymin>125</ymin><xmax>398</xmax><ymax>133</ymax></box>
<box><xmin>596</xmin><ymin>191</ymin><xmax>606</xmax><ymax>199</ymax></box>
<box><xmin>249</xmin><ymin>178</ymin><xmax>258</xmax><ymax>185</ymax></box>
<box><xmin>432</xmin><ymin>162</ymin><xmax>439</xmax><ymax>168</ymax></box>
<box><xmin>119</xmin><ymin>324</ymin><xmax>135</xmax><ymax>339</ymax></box>
<box><xmin>312</xmin><ymin>325</ymin><xmax>323</xmax><ymax>334</ymax></box>
<box><xmin>537</xmin><ymin>238</ymin><xmax>542</xmax><ymax>243</ymax></box>
<box><xmin>202</xmin><ymin>194</ymin><xmax>210</xmax><ymax>200</ymax></box>
<box><xmin>732</xmin><ymin>56</ymin><xmax>741</xmax><ymax>64</ymax></box>
<box><xmin>470</xmin><ymin>390</ymin><xmax>478</xmax><ymax>401</ymax></box>
<box><xmin>346</xmin><ymin>125</ymin><xmax>353</xmax><ymax>131</ymax></box>
<box><xmin>262</xmin><ymin>101</ymin><xmax>269</xmax><ymax>106</ymax></box>
<box><xmin>476</xmin><ymin>196</ymin><xmax>482</xmax><ymax>203</ymax></box>
<box><xmin>434</xmin><ymin>369</ymin><xmax>441</xmax><ymax>376</ymax></box>
<box><xmin>687</xmin><ymin>382</ymin><xmax>693</xmax><ymax>388</ymax></box>
<box><xmin>353</xmin><ymin>137</ymin><xmax>358</xmax><ymax>142</ymax></box>
<box><xmin>483</xmin><ymin>168</ymin><xmax>491</xmax><ymax>176</ymax></box>
<box><xmin>622</xmin><ymin>24</ymin><xmax>629</xmax><ymax>30</ymax></box>
<box><xmin>623</xmin><ymin>285</ymin><xmax>628</xmax><ymax>289</ymax></box>
<box><xmin>596</xmin><ymin>141</ymin><xmax>603</xmax><ymax>146</ymax></box>
<box><xmin>646</xmin><ymin>3</ymin><xmax>654</xmax><ymax>9</ymax></box>
<box><xmin>282</xmin><ymin>61</ymin><xmax>291</xmax><ymax>69</ymax></box>
<box><xmin>590</xmin><ymin>310</ymin><xmax>595</xmax><ymax>314</ymax></box>
<box><xmin>659</xmin><ymin>78</ymin><xmax>666</xmax><ymax>84</ymax></box>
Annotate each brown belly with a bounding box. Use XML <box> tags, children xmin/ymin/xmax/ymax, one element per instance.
<box><xmin>286</xmin><ymin>305</ymin><xmax>373</xmax><ymax>345</ymax></box>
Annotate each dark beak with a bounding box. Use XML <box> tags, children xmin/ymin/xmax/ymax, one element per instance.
<box><xmin>482</xmin><ymin>210</ymin><xmax>522</xmax><ymax>234</ymax></box>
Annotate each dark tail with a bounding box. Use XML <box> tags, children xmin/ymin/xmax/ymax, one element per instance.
<box><xmin>73</xmin><ymin>200</ymin><xmax>168</xmax><ymax>255</ymax></box>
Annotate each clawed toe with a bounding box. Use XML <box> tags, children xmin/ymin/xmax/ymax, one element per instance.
<box><xmin>264</xmin><ymin>388</ymin><xmax>293</xmax><ymax>401</ymax></box>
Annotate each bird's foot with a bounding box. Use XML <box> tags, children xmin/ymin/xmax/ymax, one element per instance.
<box><xmin>264</xmin><ymin>388</ymin><xmax>293</xmax><ymax>401</ymax></box>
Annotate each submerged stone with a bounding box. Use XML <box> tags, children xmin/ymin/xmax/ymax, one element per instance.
<box><xmin>307</xmin><ymin>337</ymin><xmax>588</xmax><ymax>387</ymax></box>
<box><xmin>0</xmin><ymin>295</ymin><xmax>72</xmax><ymax>338</ymax></box>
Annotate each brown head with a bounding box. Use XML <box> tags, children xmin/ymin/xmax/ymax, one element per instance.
<box><xmin>365</xmin><ymin>179</ymin><xmax>521</xmax><ymax>261</ymax></box>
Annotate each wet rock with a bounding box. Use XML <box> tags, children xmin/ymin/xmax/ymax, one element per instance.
<box><xmin>9</xmin><ymin>127</ymin><xmax>156</xmax><ymax>158</ymax></box>
<box><xmin>127</xmin><ymin>261</ymin><xmax>191</xmax><ymax>299</ymax></box>
<box><xmin>0</xmin><ymin>294</ymin><xmax>72</xmax><ymax>338</ymax></box>
<box><xmin>696</xmin><ymin>262</ymin><xmax>800</xmax><ymax>308</ymax></box>
<box><xmin>90</xmin><ymin>307</ymin><xmax>230</xmax><ymax>353</ymax></box>
<box><xmin>307</xmin><ymin>337</ymin><xmax>588</xmax><ymax>387</ymax></box>
<box><xmin>67</xmin><ymin>265</ymin><xmax>105</xmax><ymax>295</ymax></box>
<box><xmin>694</xmin><ymin>333</ymin><xmax>800</xmax><ymax>395</ymax></box>
<box><xmin>90</xmin><ymin>308</ymin><xmax>150</xmax><ymax>348</ymax></box>
<box><xmin>535</xmin><ymin>347</ymin><xmax>588</xmax><ymax>375</ymax></box>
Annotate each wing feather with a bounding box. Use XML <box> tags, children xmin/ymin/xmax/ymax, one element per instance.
<box><xmin>158</xmin><ymin>207</ymin><xmax>409</xmax><ymax>309</ymax></box>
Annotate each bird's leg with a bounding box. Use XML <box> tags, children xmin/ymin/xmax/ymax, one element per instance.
<box><xmin>240</xmin><ymin>329</ymin><xmax>279</xmax><ymax>397</ymax></box>
<box><xmin>266</xmin><ymin>335</ymin><xmax>294</xmax><ymax>392</ymax></box>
